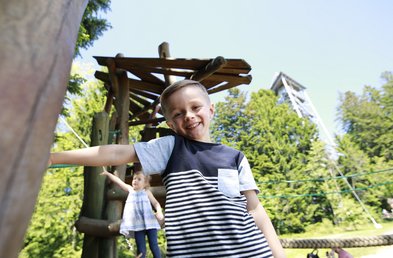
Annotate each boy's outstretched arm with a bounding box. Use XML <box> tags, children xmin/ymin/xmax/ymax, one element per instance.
<box><xmin>243</xmin><ymin>190</ymin><xmax>286</xmax><ymax>258</ymax></box>
<box><xmin>49</xmin><ymin>144</ymin><xmax>139</xmax><ymax>167</ymax></box>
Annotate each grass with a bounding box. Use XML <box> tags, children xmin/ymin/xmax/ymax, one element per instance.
<box><xmin>280</xmin><ymin>220</ymin><xmax>393</xmax><ymax>258</ymax></box>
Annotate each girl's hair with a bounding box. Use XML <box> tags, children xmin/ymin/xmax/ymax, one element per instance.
<box><xmin>133</xmin><ymin>170</ymin><xmax>151</xmax><ymax>188</ymax></box>
<box><xmin>160</xmin><ymin>79</ymin><xmax>210</xmax><ymax>119</ymax></box>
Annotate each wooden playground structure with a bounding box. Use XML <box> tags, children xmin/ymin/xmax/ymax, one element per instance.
<box><xmin>73</xmin><ymin>42</ymin><xmax>253</xmax><ymax>257</ymax></box>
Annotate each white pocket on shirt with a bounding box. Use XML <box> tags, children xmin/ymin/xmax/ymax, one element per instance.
<box><xmin>218</xmin><ymin>169</ymin><xmax>240</xmax><ymax>198</ymax></box>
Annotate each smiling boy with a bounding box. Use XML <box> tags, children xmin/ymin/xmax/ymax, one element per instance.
<box><xmin>50</xmin><ymin>79</ymin><xmax>286</xmax><ymax>257</ymax></box>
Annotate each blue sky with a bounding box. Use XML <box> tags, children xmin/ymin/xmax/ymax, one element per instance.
<box><xmin>78</xmin><ymin>0</ymin><xmax>393</xmax><ymax>137</ymax></box>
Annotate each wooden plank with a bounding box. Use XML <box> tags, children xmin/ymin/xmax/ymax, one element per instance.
<box><xmin>129</xmin><ymin>99</ymin><xmax>160</xmax><ymax>121</ymax></box>
<box><xmin>128</xmin><ymin>78</ymin><xmax>165</xmax><ymax>94</ymax></box>
<box><xmin>81</xmin><ymin>112</ymin><xmax>109</xmax><ymax>258</ymax></box>
<box><xmin>94</xmin><ymin>71</ymin><xmax>110</xmax><ymax>84</ymax></box>
<box><xmin>106</xmin><ymin>58</ymin><xmax>119</xmax><ymax>97</ymax></box>
<box><xmin>94</xmin><ymin>56</ymin><xmax>251</xmax><ymax>70</ymax></box>
<box><xmin>95</xmin><ymin>56</ymin><xmax>251</xmax><ymax>71</ymax></box>
<box><xmin>128</xmin><ymin>68</ymin><xmax>165</xmax><ymax>85</ymax></box>
<box><xmin>216</xmin><ymin>67</ymin><xmax>251</xmax><ymax>75</ymax></box>
<box><xmin>207</xmin><ymin>78</ymin><xmax>250</xmax><ymax>94</ymax></box>
<box><xmin>158</xmin><ymin>42</ymin><xmax>176</xmax><ymax>86</ymax></box>
<box><xmin>129</xmin><ymin>101</ymin><xmax>143</xmax><ymax>116</ymax></box>
<box><xmin>130</xmin><ymin>92</ymin><xmax>152</xmax><ymax>107</ymax></box>
<box><xmin>201</xmin><ymin>74</ymin><xmax>252</xmax><ymax>86</ymax></box>
<box><xmin>122</xmin><ymin>64</ymin><xmax>194</xmax><ymax>78</ymax></box>
<box><xmin>207</xmin><ymin>82</ymin><xmax>236</xmax><ymax>94</ymax></box>
<box><xmin>223</xmin><ymin>59</ymin><xmax>251</xmax><ymax>69</ymax></box>
<box><xmin>75</xmin><ymin>216</ymin><xmax>120</xmax><ymax>237</ymax></box>
<box><xmin>190</xmin><ymin>56</ymin><xmax>227</xmax><ymax>81</ymax></box>
<box><xmin>116</xmin><ymin>57</ymin><xmax>209</xmax><ymax>70</ymax></box>
<box><xmin>199</xmin><ymin>74</ymin><xmax>251</xmax><ymax>90</ymax></box>
<box><xmin>130</xmin><ymin>88</ymin><xmax>159</xmax><ymax>101</ymax></box>
<box><xmin>128</xmin><ymin>117</ymin><xmax>165</xmax><ymax>126</ymax></box>
<box><xmin>103</xmin><ymin>89</ymin><xmax>113</xmax><ymax>114</ymax></box>
<box><xmin>94</xmin><ymin>56</ymin><xmax>209</xmax><ymax>70</ymax></box>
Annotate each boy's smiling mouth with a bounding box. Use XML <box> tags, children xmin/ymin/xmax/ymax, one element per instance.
<box><xmin>186</xmin><ymin>122</ymin><xmax>201</xmax><ymax>129</ymax></box>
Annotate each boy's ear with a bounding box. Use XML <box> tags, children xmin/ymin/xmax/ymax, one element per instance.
<box><xmin>209</xmin><ymin>103</ymin><xmax>215</xmax><ymax>119</ymax></box>
<box><xmin>166</xmin><ymin>121</ymin><xmax>175</xmax><ymax>131</ymax></box>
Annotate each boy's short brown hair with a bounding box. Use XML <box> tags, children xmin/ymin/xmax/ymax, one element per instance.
<box><xmin>160</xmin><ymin>79</ymin><xmax>210</xmax><ymax>118</ymax></box>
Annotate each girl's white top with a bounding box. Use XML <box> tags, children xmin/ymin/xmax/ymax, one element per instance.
<box><xmin>120</xmin><ymin>189</ymin><xmax>160</xmax><ymax>237</ymax></box>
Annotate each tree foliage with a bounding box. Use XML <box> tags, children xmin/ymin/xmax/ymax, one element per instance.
<box><xmin>19</xmin><ymin>167</ymin><xmax>84</xmax><ymax>258</ymax></box>
<box><xmin>75</xmin><ymin>0</ymin><xmax>112</xmax><ymax>57</ymax></box>
<box><xmin>211</xmin><ymin>88</ymin><xmax>247</xmax><ymax>148</ymax></box>
<box><xmin>64</xmin><ymin>0</ymin><xmax>112</xmax><ymax>115</ymax></box>
<box><xmin>212</xmin><ymin>88</ymin><xmax>344</xmax><ymax>233</ymax></box>
<box><xmin>338</xmin><ymin>73</ymin><xmax>393</xmax><ymax>162</ymax></box>
<box><xmin>336</xmin><ymin>72</ymin><xmax>393</xmax><ymax>217</ymax></box>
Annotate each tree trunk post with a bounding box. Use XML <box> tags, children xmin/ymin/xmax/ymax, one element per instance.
<box><xmin>100</xmin><ymin>53</ymin><xmax>130</xmax><ymax>257</ymax></box>
<box><xmin>81</xmin><ymin>112</ymin><xmax>110</xmax><ymax>258</ymax></box>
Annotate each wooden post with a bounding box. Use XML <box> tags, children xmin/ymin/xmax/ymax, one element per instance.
<box><xmin>100</xmin><ymin>53</ymin><xmax>130</xmax><ymax>258</ymax></box>
<box><xmin>158</xmin><ymin>42</ymin><xmax>176</xmax><ymax>86</ymax></box>
<box><xmin>80</xmin><ymin>112</ymin><xmax>109</xmax><ymax>258</ymax></box>
<box><xmin>0</xmin><ymin>1</ymin><xmax>88</xmax><ymax>258</ymax></box>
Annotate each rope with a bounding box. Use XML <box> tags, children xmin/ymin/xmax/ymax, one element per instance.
<box><xmin>280</xmin><ymin>234</ymin><xmax>393</xmax><ymax>248</ymax></box>
<box><xmin>49</xmin><ymin>164</ymin><xmax>79</xmax><ymax>169</ymax></box>
<box><xmin>258</xmin><ymin>168</ymin><xmax>393</xmax><ymax>185</ymax></box>
<box><xmin>258</xmin><ymin>181</ymin><xmax>393</xmax><ymax>199</ymax></box>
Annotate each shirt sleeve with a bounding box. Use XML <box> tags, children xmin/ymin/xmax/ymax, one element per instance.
<box><xmin>134</xmin><ymin>135</ymin><xmax>175</xmax><ymax>175</ymax></box>
<box><xmin>239</xmin><ymin>155</ymin><xmax>260</xmax><ymax>194</ymax></box>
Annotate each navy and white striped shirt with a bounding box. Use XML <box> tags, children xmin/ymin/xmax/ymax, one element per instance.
<box><xmin>135</xmin><ymin>135</ymin><xmax>272</xmax><ymax>258</ymax></box>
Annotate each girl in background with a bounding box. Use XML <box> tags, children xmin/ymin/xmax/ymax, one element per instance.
<box><xmin>101</xmin><ymin>170</ymin><xmax>163</xmax><ymax>258</ymax></box>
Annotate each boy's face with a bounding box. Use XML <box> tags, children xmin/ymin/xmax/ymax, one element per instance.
<box><xmin>165</xmin><ymin>86</ymin><xmax>214</xmax><ymax>142</ymax></box>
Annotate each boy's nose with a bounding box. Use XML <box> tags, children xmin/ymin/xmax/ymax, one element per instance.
<box><xmin>185</xmin><ymin>110</ymin><xmax>195</xmax><ymax>120</ymax></box>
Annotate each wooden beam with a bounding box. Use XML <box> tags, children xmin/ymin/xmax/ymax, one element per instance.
<box><xmin>126</xmin><ymin>65</ymin><xmax>193</xmax><ymax>77</ymax></box>
<box><xmin>129</xmin><ymin>99</ymin><xmax>160</xmax><ymax>121</ymax></box>
<box><xmin>128</xmin><ymin>117</ymin><xmax>166</xmax><ymax>126</ymax></box>
<box><xmin>94</xmin><ymin>70</ymin><xmax>110</xmax><ymax>84</ymax></box>
<box><xmin>95</xmin><ymin>56</ymin><xmax>210</xmax><ymax>70</ymax></box>
<box><xmin>128</xmin><ymin>78</ymin><xmax>165</xmax><ymax>94</ymax></box>
<box><xmin>130</xmin><ymin>92</ymin><xmax>153</xmax><ymax>107</ymax></box>
<box><xmin>103</xmin><ymin>87</ymin><xmax>114</xmax><ymax>114</ymax></box>
<box><xmin>158</xmin><ymin>42</ymin><xmax>176</xmax><ymax>86</ymax></box>
<box><xmin>206</xmin><ymin>75</ymin><xmax>252</xmax><ymax>94</ymax></box>
<box><xmin>130</xmin><ymin>88</ymin><xmax>159</xmax><ymax>101</ymax></box>
<box><xmin>81</xmin><ymin>112</ymin><xmax>109</xmax><ymax>258</ymax></box>
<box><xmin>190</xmin><ymin>56</ymin><xmax>227</xmax><ymax>81</ymax></box>
<box><xmin>202</xmin><ymin>74</ymin><xmax>252</xmax><ymax>87</ymax></box>
<box><xmin>106</xmin><ymin>58</ymin><xmax>119</xmax><ymax>98</ymax></box>
<box><xmin>75</xmin><ymin>216</ymin><xmax>121</xmax><ymax>237</ymax></box>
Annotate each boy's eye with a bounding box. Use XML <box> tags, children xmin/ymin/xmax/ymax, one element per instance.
<box><xmin>173</xmin><ymin>112</ymin><xmax>182</xmax><ymax>118</ymax></box>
